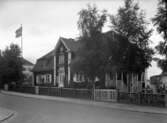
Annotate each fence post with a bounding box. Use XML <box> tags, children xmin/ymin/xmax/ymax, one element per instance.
<box><xmin>116</xmin><ymin>89</ymin><xmax>119</xmax><ymax>102</ymax></box>
<box><xmin>4</xmin><ymin>84</ymin><xmax>8</xmax><ymax>91</ymax></box>
<box><xmin>35</xmin><ymin>86</ymin><xmax>39</xmax><ymax>95</ymax></box>
<box><xmin>92</xmin><ymin>88</ymin><xmax>95</xmax><ymax>101</ymax></box>
<box><xmin>165</xmin><ymin>94</ymin><xmax>167</xmax><ymax>107</ymax></box>
<box><xmin>48</xmin><ymin>87</ymin><xmax>50</xmax><ymax>95</ymax></box>
<box><xmin>138</xmin><ymin>92</ymin><xmax>141</xmax><ymax>104</ymax></box>
<box><xmin>60</xmin><ymin>87</ymin><xmax>62</xmax><ymax>97</ymax></box>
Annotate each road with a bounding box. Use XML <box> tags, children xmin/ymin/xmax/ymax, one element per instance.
<box><xmin>0</xmin><ymin>93</ymin><xmax>167</xmax><ymax>123</ymax></box>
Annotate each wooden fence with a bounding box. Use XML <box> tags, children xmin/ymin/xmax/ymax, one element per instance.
<box><xmin>38</xmin><ymin>86</ymin><xmax>92</xmax><ymax>100</ymax></box>
<box><xmin>7</xmin><ymin>85</ymin><xmax>117</xmax><ymax>101</ymax></box>
<box><xmin>94</xmin><ymin>89</ymin><xmax>118</xmax><ymax>102</ymax></box>
<box><xmin>6</xmin><ymin>85</ymin><xmax>167</xmax><ymax>107</ymax></box>
<box><xmin>8</xmin><ymin>85</ymin><xmax>92</xmax><ymax>100</ymax></box>
<box><xmin>9</xmin><ymin>85</ymin><xmax>35</xmax><ymax>94</ymax></box>
<box><xmin>118</xmin><ymin>92</ymin><xmax>166</xmax><ymax>107</ymax></box>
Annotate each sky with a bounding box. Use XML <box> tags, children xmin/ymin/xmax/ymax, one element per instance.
<box><xmin>0</xmin><ymin>0</ymin><xmax>163</xmax><ymax>79</ymax></box>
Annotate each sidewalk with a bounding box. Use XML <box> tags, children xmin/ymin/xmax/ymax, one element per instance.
<box><xmin>2</xmin><ymin>90</ymin><xmax>167</xmax><ymax>115</ymax></box>
<box><xmin>0</xmin><ymin>107</ymin><xmax>14</xmax><ymax>123</ymax></box>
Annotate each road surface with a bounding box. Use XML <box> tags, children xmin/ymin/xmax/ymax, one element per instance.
<box><xmin>0</xmin><ymin>93</ymin><xmax>167</xmax><ymax>123</ymax></box>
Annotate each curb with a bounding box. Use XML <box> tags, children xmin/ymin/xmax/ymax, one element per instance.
<box><xmin>1</xmin><ymin>90</ymin><xmax>167</xmax><ymax>115</ymax></box>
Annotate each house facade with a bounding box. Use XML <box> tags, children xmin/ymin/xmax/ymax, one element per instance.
<box><xmin>33</xmin><ymin>37</ymin><xmax>81</xmax><ymax>87</ymax></box>
<box><xmin>33</xmin><ymin>35</ymin><xmax>145</xmax><ymax>92</ymax></box>
<box><xmin>150</xmin><ymin>73</ymin><xmax>167</xmax><ymax>90</ymax></box>
<box><xmin>54</xmin><ymin>38</ymin><xmax>73</xmax><ymax>87</ymax></box>
<box><xmin>105</xmin><ymin>72</ymin><xmax>145</xmax><ymax>92</ymax></box>
<box><xmin>33</xmin><ymin>51</ymin><xmax>54</xmax><ymax>86</ymax></box>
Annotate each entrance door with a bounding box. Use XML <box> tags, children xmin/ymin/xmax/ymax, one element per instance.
<box><xmin>58</xmin><ymin>67</ymin><xmax>65</xmax><ymax>87</ymax></box>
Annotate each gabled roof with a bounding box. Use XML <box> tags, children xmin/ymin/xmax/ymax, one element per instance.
<box><xmin>38</xmin><ymin>50</ymin><xmax>54</xmax><ymax>60</ymax></box>
<box><xmin>57</xmin><ymin>37</ymin><xmax>82</xmax><ymax>52</ymax></box>
<box><xmin>33</xmin><ymin>37</ymin><xmax>82</xmax><ymax>73</ymax></box>
<box><xmin>32</xmin><ymin>50</ymin><xmax>54</xmax><ymax>72</ymax></box>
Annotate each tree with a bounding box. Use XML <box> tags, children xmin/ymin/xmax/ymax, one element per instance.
<box><xmin>78</xmin><ymin>4</ymin><xmax>107</xmax><ymax>38</ymax></box>
<box><xmin>0</xmin><ymin>43</ymin><xmax>23</xmax><ymax>86</ymax></box>
<box><xmin>153</xmin><ymin>0</ymin><xmax>167</xmax><ymax>72</ymax></box>
<box><xmin>110</xmin><ymin>0</ymin><xmax>153</xmax><ymax>73</ymax></box>
<box><xmin>71</xmin><ymin>4</ymin><xmax>107</xmax><ymax>87</ymax></box>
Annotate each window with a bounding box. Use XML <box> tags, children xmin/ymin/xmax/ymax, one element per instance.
<box><xmin>46</xmin><ymin>74</ymin><xmax>52</xmax><ymax>83</ymax></box>
<box><xmin>41</xmin><ymin>75</ymin><xmax>46</xmax><ymax>84</ymax></box>
<box><xmin>59</xmin><ymin>72</ymin><xmax>65</xmax><ymax>87</ymax></box>
<box><xmin>76</xmin><ymin>74</ymin><xmax>81</xmax><ymax>81</ymax></box>
<box><xmin>59</xmin><ymin>55</ymin><xmax>64</xmax><ymax>64</ymax></box>
<box><xmin>36</xmin><ymin>74</ymin><xmax>52</xmax><ymax>85</ymax></box>
<box><xmin>36</xmin><ymin>75</ymin><xmax>43</xmax><ymax>84</ymax></box>
<box><xmin>75</xmin><ymin>73</ymin><xmax>85</xmax><ymax>82</ymax></box>
<box><xmin>36</xmin><ymin>76</ymin><xmax>39</xmax><ymax>84</ymax></box>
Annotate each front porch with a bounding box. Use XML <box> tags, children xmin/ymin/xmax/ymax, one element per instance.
<box><xmin>105</xmin><ymin>72</ymin><xmax>145</xmax><ymax>93</ymax></box>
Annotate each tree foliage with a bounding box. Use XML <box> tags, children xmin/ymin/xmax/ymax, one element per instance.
<box><xmin>153</xmin><ymin>0</ymin><xmax>167</xmax><ymax>72</ymax></box>
<box><xmin>72</xmin><ymin>1</ymin><xmax>154</xmax><ymax>88</ymax></box>
<box><xmin>0</xmin><ymin>43</ymin><xmax>23</xmax><ymax>86</ymax></box>
<box><xmin>153</xmin><ymin>0</ymin><xmax>167</xmax><ymax>42</ymax></box>
<box><xmin>78</xmin><ymin>4</ymin><xmax>107</xmax><ymax>38</ymax></box>
<box><xmin>110</xmin><ymin>0</ymin><xmax>153</xmax><ymax>73</ymax></box>
<box><xmin>71</xmin><ymin>4</ymin><xmax>107</xmax><ymax>83</ymax></box>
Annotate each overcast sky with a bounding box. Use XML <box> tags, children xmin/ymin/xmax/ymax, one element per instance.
<box><xmin>0</xmin><ymin>0</ymin><xmax>163</xmax><ymax>79</ymax></box>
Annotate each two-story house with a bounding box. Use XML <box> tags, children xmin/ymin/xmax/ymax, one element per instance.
<box><xmin>33</xmin><ymin>33</ymin><xmax>145</xmax><ymax>92</ymax></box>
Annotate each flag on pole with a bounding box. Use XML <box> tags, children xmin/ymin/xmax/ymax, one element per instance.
<box><xmin>15</xmin><ymin>26</ymin><xmax>22</xmax><ymax>38</ymax></box>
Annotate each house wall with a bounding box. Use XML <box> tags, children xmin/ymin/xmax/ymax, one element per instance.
<box><xmin>150</xmin><ymin>74</ymin><xmax>167</xmax><ymax>90</ymax></box>
<box><xmin>105</xmin><ymin>73</ymin><xmax>128</xmax><ymax>92</ymax></box>
<box><xmin>160</xmin><ymin>76</ymin><xmax>167</xmax><ymax>88</ymax></box>
<box><xmin>22</xmin><ymin>64</ymin><xmax>34</xmax><ymax>85</ymax></box>
<box><xmin>105</xmin><ymin>72</ymin><xmax>144</xmax><ymax>92</ymax></box>
<box><xmin>55</xmin><ymin>42</ymin><xmax>69</xmax><ymax>88</ymax></box>
<box><xmin>34</xmin><ymin>71</ymin><xmax>54</xmax><ymax>86</ymax></box>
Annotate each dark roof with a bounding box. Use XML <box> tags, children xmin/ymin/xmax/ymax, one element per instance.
<box><xmin>33</xmin><ymin>32</ymin><xmax>122</xmax><ymax>73</ymax></box>
<box><xmin>33</xmin><ymin>37</ymin><xmax>82</xmax><ymax>73</ymax></box>
<box><xmin>60</xmin><ymin>32</ymin><xmax>120</xmax><ymax>52</ymax></box>
<box><xmin>38</xmin><ymin>50</ymin><xmax>54</xmax><ymax>60</ymax></box>
<box><xmin>22</xmin><ymin>58</ymin><xmax>34</xmax><ymax>66</ymax></box>
<box><xmin>32</xmin><ymin>50</ymin><xmax>54</xmax><ymax>72</ymax></box>
<box><xmin>60</xmin><ymin>37</ymin><xmax>82</xmax><ymax>52</ymax></box>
